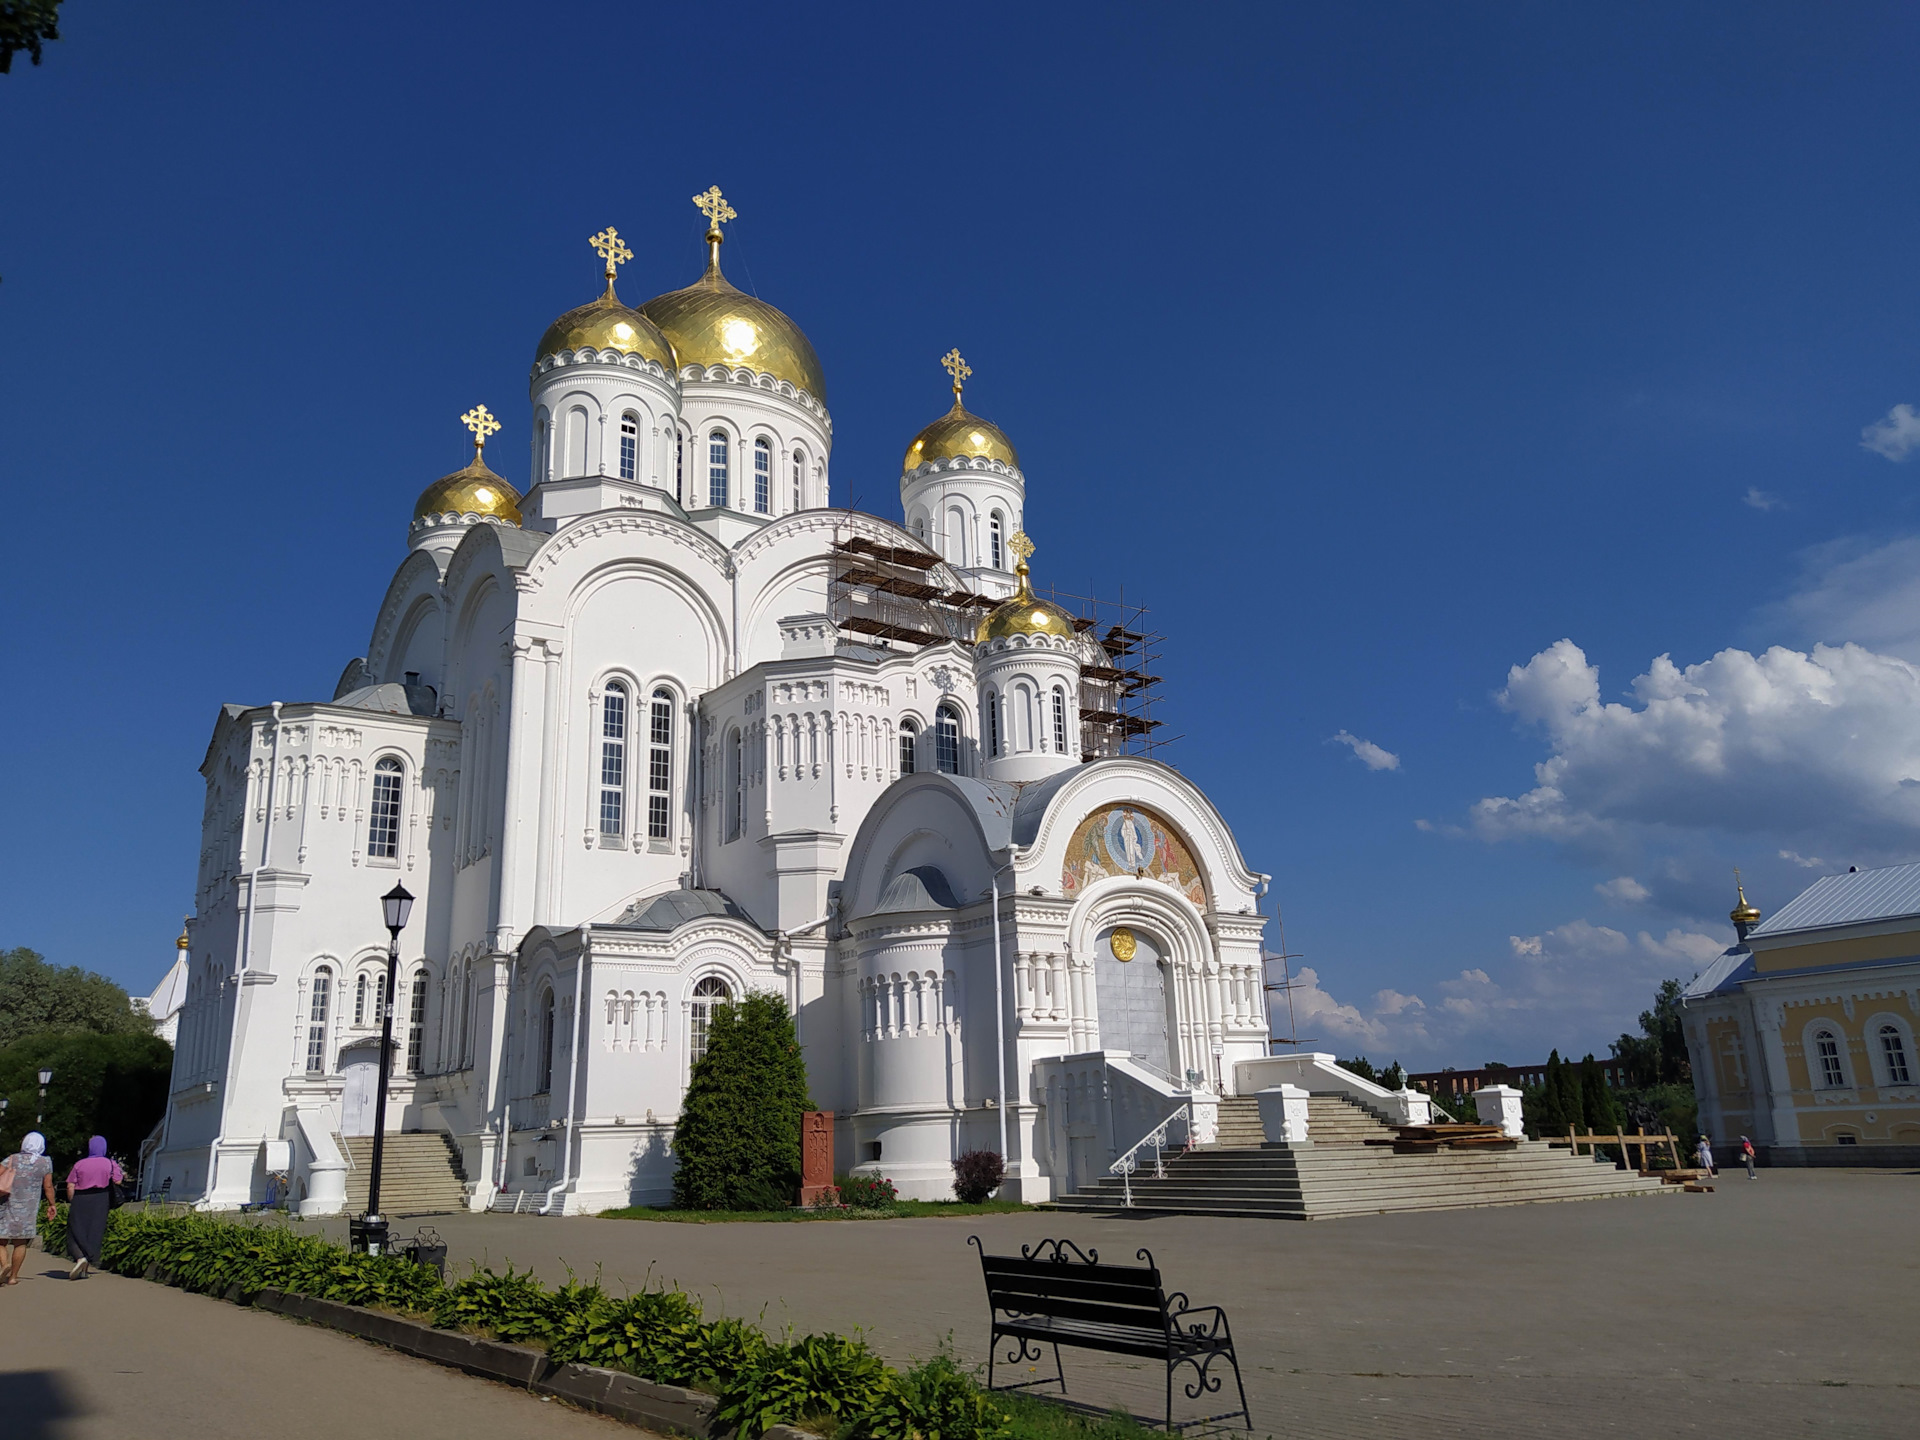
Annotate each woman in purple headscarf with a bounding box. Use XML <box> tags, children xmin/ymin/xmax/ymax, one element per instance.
<box><xmin>1</xmin><ymin>1132</ymin><xmax>58</xmax><ymax>1285</ymax></box>
<box><xmin>63</xmin><ymin>1137</ymin><xmax>124</xmax><ymax>1279</ymax></box>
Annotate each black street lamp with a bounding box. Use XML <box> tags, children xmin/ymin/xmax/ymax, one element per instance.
<box><xmin>37</xmin><ymin>1068</ymin><xmax>52</xmax><ymax>1127</ymax></box>
<box><xmin>352</xmin><ymin>882</ymin><xmax>413</xmax><ymax>1256</ymax></box>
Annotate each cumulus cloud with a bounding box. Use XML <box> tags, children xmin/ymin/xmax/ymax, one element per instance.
<box><xmin>1862</xmin><ymin>402</ymin><xmax>1920</xmax><ymax>461</ymax></box>
<box><xmin>1595</xmin><ymin>876</ymin><xmax>1651</xmax><ymax>904</ymax></box>
<box><xmin>1473</xmin><ymin>638</ymin><xmax>1920</xmax><ymax>857</ymax></box>
<box><xmin>1742</xmin><ymin>487</ymin><xmax>1783</xmax><ymax>511</ymax></box>
<box><xmin>1761</xmin><ymin>535</ymin><xmax>1920</xmax><ymax>662</ymax></box>
<box><xmin>1330</xmin><ymin>730</ymin><xmax>1401</xmax><ymax>771</ymax></box>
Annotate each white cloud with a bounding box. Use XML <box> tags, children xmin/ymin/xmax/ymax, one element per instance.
<box><xmin>1743</xmin><ymin>487</ymin><xmax>1783</xmax><ymax>511</ymax></box>
<box><xmin>1761</xmin><ymin>535</ymin><xmax>1920</xmax><ymax>662</ymax></box>
<box><xmin>1595</xmin><ymin>876</ymin><xmax>1651</xmax><ymax>904</ymax></box>
<box><xmin>1862</xmin><ymin>402</ymin><xmax>1920</xmax><ymax>461</ymax></box>
<box><xmin>1779</xmin><ymin>848</ymin><xmax>1827</xmax><ymax>869</ymax></box>
<box><xmin>1474</xmin><ymin>638</ymin><xmax>1920</xmax><ymax>857</ymax></box>
<box><xmin>1330</xmin><ymin>729</ymin><xmax>1401</xmax><ymax>771</ymax></box>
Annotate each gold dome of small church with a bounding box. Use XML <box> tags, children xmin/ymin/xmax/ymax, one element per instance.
<box><xmin>977</xmin><ymin>532</ymin><xmax>1077</xmax><ymax>644</ymax></box>
<box><xmin>413</xmin><ymin>405</ymin><xmax>523</xmax><ymax>524</ymax></box>
<box><xmin>904</xmin><ymin>349</ymin><xmax>1019</xmax><ymax>474</ymax></box>
<box><xmin>535</xmin><ymin>226</ymin><xmax>676</xmax><ymax>367</ymax></box>
<box><xmin>638</xmin><ymin>187</ymin><xmax>827</xmax><ymax>402</ymax></box>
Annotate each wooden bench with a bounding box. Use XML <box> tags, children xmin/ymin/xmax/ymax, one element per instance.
<box><xmin>968</xmin><ymin>1236</ymin><xmax>1250</xmax><ymax>1431</ymax></box>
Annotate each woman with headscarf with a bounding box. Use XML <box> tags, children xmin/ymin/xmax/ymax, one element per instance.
<box><xmin>1</xmin><ymin>1132</ymin><xmax>58</xmax><ymax>1285</ymax></box>
<box><xmin>63</xmin><ymin>1136</ymin><xmax>124</xmax><ymax>1279</ymax></box>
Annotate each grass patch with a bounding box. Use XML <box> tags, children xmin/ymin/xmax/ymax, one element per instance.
<box><xmin>598</xmin><ymin>1199</ymin><xmax>1035</xmax><ymax>1223</ymax></box>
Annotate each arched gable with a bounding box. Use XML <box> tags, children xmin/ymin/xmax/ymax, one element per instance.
<box><xmin>841</xmin><ymin>773</ymin><xmax>1012</xmax><ymax>921</ymax></box>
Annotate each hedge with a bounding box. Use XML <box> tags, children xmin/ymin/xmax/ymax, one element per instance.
<box><xmin>39</xmin><ymin>1208</ymin><xmax>1149</xmax><ymax>1440</ymax></box>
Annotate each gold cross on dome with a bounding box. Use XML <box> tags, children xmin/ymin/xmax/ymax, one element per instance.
<box><xmin>941</xmin><ymin>348</ymin><xmax>972</xmax><ymax>397</ymax></box>
<box><xmin>1008</xmin><ymin>530</ymin><xmax>1035</xmax><ymax>563</ymax></box>
<box><xmin>461</xmin><ymin>403</ymin><xmax>501</xmax><ymax>461</ymax></box>
<box><xmin>692</xmin><ymin>186</ymin><xmax>737</xmax><ymax>235</ymax></box>
<box><xmin>589</xmin><ymin>226</ymin><xmax>632</xmax><ymax>281</ymax></box>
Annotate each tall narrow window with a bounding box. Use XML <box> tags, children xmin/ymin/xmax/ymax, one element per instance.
<box><xmin>984</xmin><ymin>690</ymin><xmax>1000</xmax><ymax>757</ymax></box>
<box><xmin>753</xmin><ymin>437</ymin><xmax>771</xmax><ymax>514</ymax></box>
<box><xmin>374</xmin><ymin>971</ymin><xmax>386</xmax><ymax>1025</ymax></box>
<box><xmin>535</xmin><ymin>417</ymin><xmax>550</xmax><ymax>485</ymax></box>
<box><xmin>899</xmin><ymin>720</ymin><xmax>917</xmax><ymax>776</ymax></box>
<box><xmin>935</xmin><ymin>705</ymin><xmax>961</xmax><ymax>775</ymax></box>
<box><xmin>791</xmin><ymin>448</ymin><xmax>805</xmax><ymax>511</ymax></box>
<box><xmin>1052</xmin><ymin>687</ymin><xmax>1069</xmax><ymax>753</ymax></box>
<box><xmin>648</xmin><ymin>689</ymin><xmax>673</xmax><ymax>840</ymax></box>
<box><xmin>369</xmin><ymin>758</ymin><xmax>403</xmax><ymax>859</ymax></box>
<box><xmin>1880</xmin><ymin>1025</ymin><xmax>1911</xmax><ymax>1085</ymax></box>
<box><xmin>306</xmin><ymin>968</ymin><xmax>332</xmax><ymax>1074</ymax></box>
<box><xmin>708</xmin><ymin>431</ymin><xmax>729</xmax><ymax>508</ymax></box>
<box><xmin>619</xmin><ymin>413</ymin><xmax>638</xmax><ymax>480</ymax></box>
<box><xmin>724</xmin><ymin>728</ymin><xmax>743</xmax><ymax>842</ymax></box>
<box><xmin>354</xmin><ymin>972</ymin><xmax>368</xmax><ymax>1027</ymax></box>
<box><xmin>990</xmin><ymin>513</ymin><xmax>1005</xmax><ymax>570</ymax></box>
<box><xmin>406</xmin><ymin>971</ymin><xmax>427</xmax><ymax>1074</ymax></box>
<box><xmin>538</xmin><ymin>989</ymin><xmax>557</xmax><ymax>1092</ymax></box>
<box><xmin>600</xmin><ymin>681</ymin><xmax>627</xmax><ymax>836</ymax></box>
<box><xmin>674</xmin><ymin>431</ymin><xmax>684</xmax><ymax>504</ymax></box>
<box><xmin>1814</xmin><ymin>1030</ymin><xmax>1844</xmax><ymax>1088</ymax></box>
<box><xmin>690</xmin><ymin>976</ymin><xmax>732</xmax><ymax>1066</ymax></box>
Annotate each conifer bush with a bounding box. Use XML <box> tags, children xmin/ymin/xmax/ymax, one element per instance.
<box><xmin>671</xmin><ymin>991</ymin><xmax>813</xmax><ymax>1211</ymax></box>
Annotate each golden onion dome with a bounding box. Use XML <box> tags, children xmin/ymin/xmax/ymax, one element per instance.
<box><xmin>176</xmin><ymin>921</ymin><xmax>190</xmax><ymax>951</ymax></box>
<box><xmin>904</xmin><ymin>398</ymin><xmax>1020</xmax><ymax>475</ymax></box>
<box><xmin>640</xmin><ymin>226</ymin><xmax>826</xmax><ymax>402</ymax></box>
<box><xmin>977</xmin><ymin>537</ymin><xmax>1076</xmax><ymax>644</ymax></box>
<box><xmin>1731</xmin><ymin>877</ymin><xmax>1762</xmax><ymax>928</ymax></box>
<box><xmin>536</xmin><ymin>286</ymin><xmax>676</xmax><ymax>367</ymax></box>
<box><xmin>414</xmin><ymin>458</ymin><xmax>522</xmax><ymax>525</ymax></box>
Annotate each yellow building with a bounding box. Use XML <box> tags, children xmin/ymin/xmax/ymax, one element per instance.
<box><xmin>1683</xmin><ymin>865</ymin><xmax>1920</xmax><ymax>1166</ymax></box>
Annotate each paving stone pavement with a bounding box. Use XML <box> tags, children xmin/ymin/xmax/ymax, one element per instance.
<box><xmin>313</xmin><ymin>1168</ymin><xmax>1919</xmax><ymax>1439</ymax></box>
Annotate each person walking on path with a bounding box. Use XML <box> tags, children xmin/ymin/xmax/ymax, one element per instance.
<box><xmin>1</xmin><ymin>1132</ymin><xmax>58</xmax><ymax>1286</ymax></box>
<box><xmin>1694</xmin><ymin>1135</ymin><xmax>1717</xmax><ymax>1176</ymax></box>
<box><xmin>1740</xmin><ymin>1136</ymin><xmax>1758</xmax><ymax>1180</ymax></box>
<box><xmin>63</xmin><ymin>1136</ymin><xmax>124</xmax><ymax>1279</ymax></box>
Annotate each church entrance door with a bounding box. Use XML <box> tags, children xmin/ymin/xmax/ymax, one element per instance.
<box><xmin>1092</xmin><ymin>925</ymin><xmax>1173</xmax><ymax>1078</ymax></box>
<box><xmin>339</xmin><ymin>1045</ymin><xmax>381</xmax><ymax>1137</ymax></box>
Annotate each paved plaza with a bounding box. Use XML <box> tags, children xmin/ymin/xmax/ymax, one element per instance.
<box><xmin>3</xmin><ymin>1169</ymin><xmax>1915</xmax><ymax>1439</ymax></box>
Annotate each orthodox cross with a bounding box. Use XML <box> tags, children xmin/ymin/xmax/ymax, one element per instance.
<box><xmin>1008</xmin><ymin>530</ymin><xmax>1035</xmax><ymax>563</ymax></box>
<box><xmin>941</xmin><ymin>347</ymin><xmax>971</xmax><ymax>400</ymax></box>
<box><xmin>693</xmin><ymin>186</ymin><xmax>737</xmax><ymax>235</ymax></box>
<box><xmin>461</xmin><ymin>404</ymin><xmax>501</xmax><ymax>463</ymax></box>
<box><xmin>589</xmin><ymin>226</ymin><xmax>632</xmax><ymax>284</ymax></box>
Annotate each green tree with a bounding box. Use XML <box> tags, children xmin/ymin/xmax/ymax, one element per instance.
<box><xmin>1611</xmin><ymin>978</ymin><xmax>1691</xmax><ymax>1087</ymax></box>
<box><xmin>0</xmin><ymin>1030</ymin><xmax>173</xmax><ymax>1167</ymax></box>
<box><xmin>1578</xmin><ymin>1053</ymin><xmax>1622</xmax><ymax>1132</ymax></box>
<box><xmin>0</xmin><ymin>1</ymin><xmax>61</xmax><ymax>73</ymax></box>
<box><xmin>1339</xmin><ymin>1055</ymin><xmax>1377</xmax><ymax>1082</ymax></box>
<box><xmin>671</xmin><ymin>991</ymin><xmax>812</xmax><ymax>1211</ymax></box>
<box><xmin>0</xmin><ymin>947</ymin><xmax>153</xmax><ymax>1049</ymax></box>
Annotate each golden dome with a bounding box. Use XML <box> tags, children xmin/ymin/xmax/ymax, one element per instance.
<box><xmin>904</xmin><ymin>397</ymin><xmax>1020</xmax><ymax>475</ymax></box>
<box><xmin>176</xmin><ymin>920</ymin><xmax>190</xmax><ymax>951</ymax></box>
<box><xmin>977</xmin><ymin>539</ymin><xmax>1076</xmax><ymax>644</ymax></box>
<box><xmin>640</xmin><ymin>230</ymin><xmax>826</xmax><ymax>402</ymax></box>
<box><xmin>536</xmin><ymin>286</ymin><xmax>676</xmax><ymax>367</ymax></box>
<box><xmin>414</xmin><ymin>458</ymin><xmax>523</xmax><ymax>524</ymax></box>
<box><xmin>1731</xmin><ymin>877</ymin><xmax>1762</xmax><ymax>928</ymax></box>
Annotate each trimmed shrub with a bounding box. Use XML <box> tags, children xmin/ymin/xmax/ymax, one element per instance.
<box><xmin>952</xmin><ymin>1151</ymin><xmax>1005</xmax><ymax>1204</ymax></box>
<box><xmin>672</xmin><ymin>991</ymin><xmax>812</xmax><ymax>1211</ymax></box>
<box><xmin>838</xmin><ymin>1174</ymin><xmax>897</xmax><ymax>1210</ymax></box>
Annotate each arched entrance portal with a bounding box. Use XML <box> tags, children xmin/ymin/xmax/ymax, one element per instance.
<box><xmin>1093</xmin><ymin>924</ymin><xmax>1172</xmax><ymax>1078</ymax></box>
<box><xmin>338</xmin><ymin>1041</ymin><xmax>383</xmax><ymax>1137</ymax></box>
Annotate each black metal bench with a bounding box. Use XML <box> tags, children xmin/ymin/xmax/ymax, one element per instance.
<box><xmin>968</xmin><ymin>1236</ymin><xmax>1250</xmax><ymax>1431</ymax></box>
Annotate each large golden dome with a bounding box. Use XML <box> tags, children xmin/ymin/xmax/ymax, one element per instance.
<box><xmin>414</xmin><ymin>458</ymin><xmax>522</xmax><ymax>525</ymax></box>
<box><xmin>536</xmin><ymin>286</ymin><xmax>676</xmax><ymax>367</ymax></box>
<box><xmin>905</xmin><ymin>398</ymin><xmax>1020</xmax><ymax>475</ymax></box>
<box><xmin>640</xmin><ymin>231</ymin><xmax>826</xmax><ymax>402</ymax></box>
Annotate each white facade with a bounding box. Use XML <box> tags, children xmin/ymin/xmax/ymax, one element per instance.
<box><xmin>150</xmin><ymin>217</ymin><xmax>1273</xmax><ymax>1213</ymax></box>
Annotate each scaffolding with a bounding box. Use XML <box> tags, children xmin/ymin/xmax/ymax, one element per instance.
<box><xmin>1035</xmin><ymin>582</ymin><xmax>1167</xmax><ymax>761</ymax></box>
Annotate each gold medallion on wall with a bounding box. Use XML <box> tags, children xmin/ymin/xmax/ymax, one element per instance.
<box><xmin>1109</xmin><ymin>926</ymin><xmax>1137</xmax><ymax>962</ymax></box>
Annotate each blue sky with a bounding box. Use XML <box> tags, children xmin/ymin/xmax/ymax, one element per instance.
<box><xmin>6</xmin><ymin>3</ymin><xmax>1920</xmax><ymax>1068</ymax></box>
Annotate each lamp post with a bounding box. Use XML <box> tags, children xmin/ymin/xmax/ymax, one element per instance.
<box><xmin>37</xmin><ymin>1068</ymin><xmax>52</xmax><ymax>1127</ymax></box>
<box><xmin>353</xmin><ymin>882</ymin><xmax>413</xmax><ymax>1256</ymax></box>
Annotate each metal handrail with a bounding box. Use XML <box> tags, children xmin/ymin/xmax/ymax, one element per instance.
<box><xmin>1108</xmin><ymin>1099</ymin><xmax>1193</xmax><ymax>1206</ymax></box>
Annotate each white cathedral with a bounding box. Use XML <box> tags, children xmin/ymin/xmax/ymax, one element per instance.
<box><xmin>151</xmin><ymin>191</ymin><xmax>1275</xmax><ymax>1214</ymax></box>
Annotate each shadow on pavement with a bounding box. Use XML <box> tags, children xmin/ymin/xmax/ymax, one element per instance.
<box><xmin>0</xmin><ymin>1370</ymin><xmax>88</xmax><ymax>1438</ymax></box>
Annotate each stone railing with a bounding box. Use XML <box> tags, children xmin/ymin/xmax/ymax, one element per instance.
<box><xmin>1234</xmin><ymin>1052</ymin><xmax>1433</xmax><ymax>1125</ymax></box>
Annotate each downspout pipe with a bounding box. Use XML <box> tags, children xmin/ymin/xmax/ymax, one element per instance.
<box><xmin>489</xmin><ymin>952</ymin><xmax>520</xmax><ymax>1203</ymax></box>
<box><xmin>989</xmin><ymin>856</ymin><xmax>1017</xmax><ymax>1163</ymax></box>
<box><xmin>541</xmin><ymin>926</ymin><xmax>590</xmax><ymax>1214</ymax></box>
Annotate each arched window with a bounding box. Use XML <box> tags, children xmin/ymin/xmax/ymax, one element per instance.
<box><xmin>619</xmin><ymin>413</ymin><xmax>638</xmax><ymax>480</ymax></box>
<box><xmin>1011</xmin><ymin>682</ymin><xmax>1033</xmax><ymax>753</ymax></box>
<box><xmin>946</xmin><ymin>506</ymin><xmax>967</xmax><ymax>566</ymax></box>
<box><xmin>1813</xmin><ymin>1029</ymin><xmax>1844</xmax><ymax>1088</ymax></box>
<box><xmin>674</xmin><ymin>430</ymin><xmax>684</xmax><ymax>504</ymax></box>
<box><xmin>456</xmin><ymin>959</ymin><xmax>472</xmax><ymax>1067</ymax></box>
<box><xmin>354</xmin><ymin>972</ymin><xmax>368</xmax><ymax>1027</ymax></box>
<box><xmin>912</xmin><ymin>516</ymin><xmax>927</xmax><ymax>542</ymax></box>
<box><xmin>753</xmin><ymin>437</ymin><xmax>772</xmax><ymax>514</ymax></box>
<box><xmin>305</xmin><ymin>967</ymin><xmax>332</xmax><ymax>1074</ymax></box>
<box><xmin>535</xmin><ymin>416</ymin><xmax>550</xmax><ymax>486</ymax></box>
<box><xmin>368</xmin><ymin>757</ymin><xmax>403</xmax><ymax>859</ymax></box>
<box><xmin>1879</xmin><ymin>1024</ymin><xmax>1912</xmax><ymax>1086</ymax></box>
<box><xmin>1052</xmin><ymin>686</ymin><xmax>1069</xmax><ymax>753</ymax></box>
<box><xmin>984</xmin><ymin>690</ymin><xmax>1000</xmax><ymax>757</ymax></box>
<box><xmin>724</xmin><ymin>727</ymin><xmax>744</xmax><ymax>842</ymax></box>
<box><xmin>406</xmin><ymin>970</ymin><xmax>427</xmax><ymax>1075</ymax></box>
<box><xmin>935</xmin><ymin>704</ymin><xmax>961</xmax><ymax>775</ymax></box>
<box><xmin>690</xmin><ymin>975</ymin><xmax>732</xmax><ymax>1065</ymax></box>
<box><xmin>990</xmin><ymin>513</ymin><xmax>1005</xmax><ymax>570</ymax></box>
<box><xmin>373</xmin><ymin>970</ymin><xmax>386</xmax><ymax>1026</ymax></box>
<box><xmin>791</xmin><ymin>447</ymin><xmax>805</xmax><ymax>511</ymax></box>
<box><xmin>566</xmin><ymin>406</ymin><xmax>589</xmax><ymax>476</ymax></box>
<box><xmin>599</xmin><ymin>681</ymin><xmax>628</xmax><ymax>837</ymax></box>
<box><xmin>648</xmin><ymin>688</ymin><xmax>674</xmax><ymax>841</ymax></box>
<box><xmin>538</xmin><ymin>988</ymin><xmax>557</xmax><ymax>1093</ymax></box>
<box><xmin>708</xmin><ymin>431</ymin><xmax>729</xmax><ymax>508</ymax></box>
<box><xmin>898</xmin><ymin>720</ymin><xmax>918</xmax><ymax>776</ymax></box>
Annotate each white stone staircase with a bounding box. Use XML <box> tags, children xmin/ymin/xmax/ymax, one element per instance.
<box><xmin>1054</xmin><ymin>1093</ymin><xmax>1674</xmax><ymax>1219</ymax></box>
<box><xmin>338</xmin><ymin>1132</ymin><xmax>468</xmax><ymax>1215</ymax></box>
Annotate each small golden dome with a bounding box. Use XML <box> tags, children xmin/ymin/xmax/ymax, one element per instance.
<box><xmin>536</xmin><ymin>287</ymin><xmax>676</xmax><ymax>367</ymax></box>
<box><xmin>640</xmin><ymin>227</ymin><xmax>825</xmax><ymax>401</ymax></box>
<box><xmin>414</xmin><ymin>458</ymin><xmax>523</xmax><ymax>524</ymax></box>
<box><xmin>977</xmin><ymin>536</ymin><xmax>1076</xmax><ymax>644</ymax></box>
<box><xmin>1731</xmin><ymin>877</ymin><xmax>1761</xmax><ymax>928</ymax></box>
<box><xmin>176</xmin><ymin>920</ymin><xmax>190</xmax><ymax>951</ymax></box>
<box><xmin>904</xmin><ymin>398</ymin><xmax>1020</xmax><ymax>475</ymax></box>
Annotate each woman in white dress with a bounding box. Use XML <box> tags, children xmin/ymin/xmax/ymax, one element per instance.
<box><xmin>1</xmin><ymin>1132</ymin><xmax>59</xmax><ymax>1286</ymax></box>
